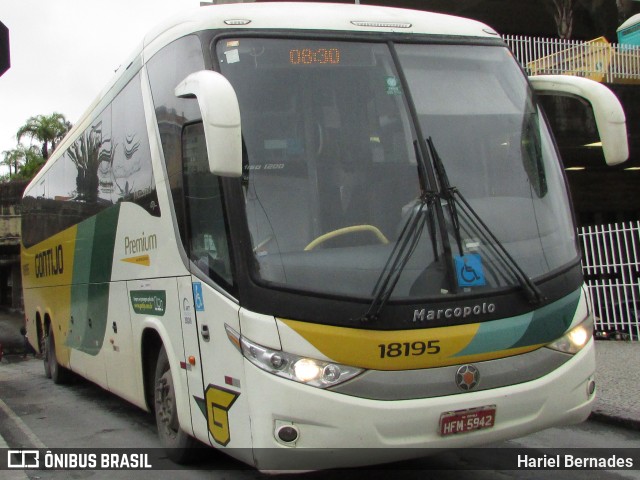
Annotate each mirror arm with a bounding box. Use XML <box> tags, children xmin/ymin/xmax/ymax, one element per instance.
<box><xmin>175</xmin><ymin>70</ymin><xmax>243</xmax><ymax>177</ymax></box>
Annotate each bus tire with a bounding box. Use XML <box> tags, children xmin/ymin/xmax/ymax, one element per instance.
<box><xmin>47</xmin><ymin>329</ymin><xmax>70</xmax><ymax>385</ymax></box>
<box><xmin>42</xmin><ymin>330</ymin><xmax>51</xmax><ymax>379</ymax></box>
<box><xmin>154</xmin><ymin>346</ymin><xmax>196</xmax><ymax>464</ymax></box>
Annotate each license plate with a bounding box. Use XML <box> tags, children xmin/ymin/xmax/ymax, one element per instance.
<box><xmin>439</xmin><ymin>405</ymin><xmax>496</xmax><ymax>436</ymax></box>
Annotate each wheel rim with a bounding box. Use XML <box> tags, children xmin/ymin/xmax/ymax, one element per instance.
<box><xmin>156</xmin><ymin>370</ymin><xmax>179</xmax><ymax>440</ymax></box>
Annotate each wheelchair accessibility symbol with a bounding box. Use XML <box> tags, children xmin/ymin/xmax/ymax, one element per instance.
<box><xmin>454</xmin><ymin>254</ymin><xmax>486</xmax><ymax>287</ymax></box>
<box><xmin>193</xmin><ymin>282</ymin><xmax>205</xmax><ymax>311</ymax></box>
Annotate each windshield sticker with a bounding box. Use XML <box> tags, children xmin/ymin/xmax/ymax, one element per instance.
<box><xmin>224</xmin><ymin>49</ymin><xmax>240</xmax><ymax>64</ymax></box>
<box><xmin>385</xmin><ymin>76</ymin><xmax>402</xmax><ymax>95</ymax></box>
<box><xmin>455</xmin><ymin>253</ymin><xmax>486</xmax><ymax>287</ymax></box>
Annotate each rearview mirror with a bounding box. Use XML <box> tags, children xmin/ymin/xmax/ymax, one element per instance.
<box><xmin>529</xmin><ymin>75</ymin><xmax>628</xmax><ymax>166</ymax></box>
<box><xmin>175</xmin><ymin>70</ymin><xmax>242</xmax><ymax>177</ymax></box>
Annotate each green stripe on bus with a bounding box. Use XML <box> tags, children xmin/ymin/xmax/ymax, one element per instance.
<box><xmin>511</xmin><ymin>288</ymin><xmax>580</xmax><ymax>349</ymax></box>
<box><xmin>453</xmin><ymin>288</ymin><xmax>581</xmax><ymax>357</ymax></box>
<box><xmin>66</xmin><ymin>205</ymin><xmax>120</xmax><ymax>355</ymax></box>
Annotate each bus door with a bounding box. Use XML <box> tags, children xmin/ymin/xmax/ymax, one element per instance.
<box><xmin>185</xmin><ymin>276</ymin><xmax>251</xmax><ymax>452</ymax></box>
<box><xmin>179</xmin><ymin>122</ymin><xmax>253</xmax><ymax>452</ymax></box>
<box><xmin>175</xmin><ymin>276</ymin><xmax>209</xmax><ymax>442</ymax></box>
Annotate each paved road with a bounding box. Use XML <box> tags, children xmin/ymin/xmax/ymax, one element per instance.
<box><xmin>1</xmin><ymin>357</ymin><xmax>639</xmax><ymax>479</ymax></box>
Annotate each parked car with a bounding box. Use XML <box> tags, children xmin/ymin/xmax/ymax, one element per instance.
<box><xmin>593</xmin><ymin>299</ymin><xmax>639</xmax><ymax>340</ymax></box>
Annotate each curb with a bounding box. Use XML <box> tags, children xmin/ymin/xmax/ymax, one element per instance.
<box><xmin>589</xmin><ymin>411</ymin><xmax>640</xmax><ymax>431</ymax></box>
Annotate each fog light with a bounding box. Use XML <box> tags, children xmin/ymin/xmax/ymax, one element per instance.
<box><xmin>276</xmin><ymin>425</ymin><xmax>299</xmax><ymax>443</ymax></box>
<box><xmin>588</xmin><ymin>380</ymin><xmax>596</xmax><ymax>397</ymax></box>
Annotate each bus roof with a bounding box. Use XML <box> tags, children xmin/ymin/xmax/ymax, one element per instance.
<box><xmin>143</xmin><ymin>2</ymin><xmax>498</xmax><ymax>53</ymax></box>
<box><xmin>28</xmin><ymin>3</ymin><xmax>499</xmax><ymax>191</ymax></box>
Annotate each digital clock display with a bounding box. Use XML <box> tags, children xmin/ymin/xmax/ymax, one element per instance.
<box><xmin>289</xmin><ymin>48</ymin><xmax>341</xmax><ymax>65</ymax></box>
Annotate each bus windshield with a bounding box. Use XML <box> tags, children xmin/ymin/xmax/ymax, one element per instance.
<box><xmin>216</xmin><ymin>38</ymin><xmax>578</xmax><ymax>302</ymax></box>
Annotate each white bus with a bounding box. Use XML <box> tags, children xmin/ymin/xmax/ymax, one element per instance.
<box><xmin>21</xmin><ymin>2</ymin><xmax>628</xmax><ymax>470</ymax></box>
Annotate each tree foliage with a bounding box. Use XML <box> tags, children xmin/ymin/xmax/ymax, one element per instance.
<box><xmin>16</xmin><ymin>112</ymin><xmax>72</xmax><ymax>160</ymax></box>
<box><xmin>1</xmin><ymin>113</ymin><xmax>72</xmax><ymax>183</ymax></box>
<box><xmin>550</xmin><ymin>0</ymin><xmax>576</xmax><ymax>39</ymax></box>
<box><xmin>1</xmin><ymin>144</ymin><xmax>44</xmax><ymax>180</ymax></box>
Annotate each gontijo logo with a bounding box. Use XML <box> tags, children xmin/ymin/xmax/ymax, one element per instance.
<box><xmin>35</xmin><ymin>244</ymin><xmax>63</xmax><ymax>278</ymax></box>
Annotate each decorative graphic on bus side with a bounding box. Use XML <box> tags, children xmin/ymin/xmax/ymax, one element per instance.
<box><xmin>129</xmin><ymin>290</ymin><xmax>166</xmax><ymax>316</ymax></box>
<box><xmin>279</xmin><ymin>289</ymin><xmax>580</xmax><ymax>371</ymax></box>
<box><xmin>204</xmin><ymin>385</ymin><xmax>240</xmax><ymax>446</ymax></box>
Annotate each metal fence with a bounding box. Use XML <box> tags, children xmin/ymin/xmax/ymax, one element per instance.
<box><xmin>579</xmin><ymin>222</ymin><xmax>640</xmax><ymax>340</ymax></box>
<box><xmin>503</xmin><ymin>34</ymin><xmax>640</xmax><ymax>84</ymax></box>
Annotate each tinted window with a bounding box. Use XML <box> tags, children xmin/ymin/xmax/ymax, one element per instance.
<box><xmin>22</xmin><ymin>73</ymin><xmax>157</xmax><ymax>247</ymax></box>
<box><xmin>147</xmin><ymin>35</ymin><xmax>205</xmax><ymax>247</ymax></box>
<box><xmin>111</xmin><ymin>73</ymin><xmax>159</xmax><ymax>215</ymax></box>
<box><xmin>182</xmin><ymin>123</ymin><xmax>234</xmax><ymax>287</ymax></box>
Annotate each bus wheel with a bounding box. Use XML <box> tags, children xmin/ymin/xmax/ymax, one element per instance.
<box><xmin>47</xmin><ymin>329</ymin><xmax>70</xmax><ymax>384</ymax></box>
<box><xmin>154</xmin><ymin>346</ymin><xmax>196</xmax><ymax>463</ymax></box>
<box><xmin>42</xmin><ymin>331</ymin><xmax>51</xmax><ymax>379</ymax></box>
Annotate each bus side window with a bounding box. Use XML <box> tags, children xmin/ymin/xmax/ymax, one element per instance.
<box><xmin>147</xmin><ymin>35</ymin><xmax>205</xmax><ymax>252</ymax></box>
<box><xmin>182</xmin><ymin>122</ymin><xmax>234</xmax><ymax>288</ymax></box>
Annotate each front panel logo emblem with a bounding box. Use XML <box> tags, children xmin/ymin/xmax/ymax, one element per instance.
<box><xmin>456</xmin><ymin>364</ymin><xmax>480</xmax><ymax>391</ymax></box>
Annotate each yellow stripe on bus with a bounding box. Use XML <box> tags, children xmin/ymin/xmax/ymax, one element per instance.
<box><xmin>21</xmin><ymin>225</ymin><xmax>78</xmax><ymax>367</ymax></box>
<box><xmin>279</xmin><ymin>318</ymin><xmax>542</xmax><ymax>370</ymax></box>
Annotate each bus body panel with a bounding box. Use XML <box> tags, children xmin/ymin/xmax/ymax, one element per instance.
<box><xmin>191</xmin><ymin>277</ymin><xmax>253</xmax><ymax>450</ymax></box>
<box><xmin>244</xmin><ymin>341</ymin><xmax>594</xmax><ymax>470</ymax></box>
<box><xmin>175</xmin><ymin>275</ymin><xmax>207</xmax><ymax>440</ymax></box>
<box><xmin>129</xmin><ymin>277</ymin><xmax>194</xmax><ymax>422</ymax></box>
<box><xmin>104</xmin><ymin>281</ymin><xmax>140</xmax><ymax>404</ymax></box>
<box><xmin>275</xmin><ymin>288</ymin><xmax>586</xmax><ymax>371</ymax></box>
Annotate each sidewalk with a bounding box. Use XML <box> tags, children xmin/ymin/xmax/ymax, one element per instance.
<box><xmin>1</xmin><ymin>310</ymin><xmax>639</xmax><ymax>430</ymax></box>
<box><xmin>0</xmin><ymin>309</ymin><xmax>27</xmax><ymax>359</ymax></box>
<box><xmin>591</xmin><ymin>340</ymin><xmax>640</xmax><ymax>430</ymax></box>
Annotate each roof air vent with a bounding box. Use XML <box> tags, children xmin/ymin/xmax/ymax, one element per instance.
<box><xmin>224</xmin><ymin>19</ymin><xmax>251</xmax><ymax>26</ymax></box>
<box><xmin>351</xmin><ymin>21</ymin><xmax>412</xmax><ymax>28</ymax></box>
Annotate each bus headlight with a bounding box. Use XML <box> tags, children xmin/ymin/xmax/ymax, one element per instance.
<box><xmin>237</xmin><ymin>334</ymin><xmax>363</xmax><ymax>388</ymax></box>
<box><xmin>546</xmin><ymin>314</ymin><xmax>594</xmax><ymax>354</ymax></box>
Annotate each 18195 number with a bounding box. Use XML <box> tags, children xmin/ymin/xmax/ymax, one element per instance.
<box><xmin>378</xmin><ymin>340</ymin><xmax>440</xmax><ymax>358</ymax></box>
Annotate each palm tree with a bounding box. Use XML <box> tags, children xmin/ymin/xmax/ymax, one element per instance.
<box><xmin>549</xmin><ymin>0</ymin><xmax>576</xmax><ymax>39</ymax></box>
<box><xmin>16</xmin><ymin>112</ymin><xmax>72</xmax><ymax>160</ymax></box>
<box><xmin>67</xmin><ymin>126</ymin><xmax>111</xmax><ymax>202</ymax></box>
<box><xmin>2</xmin><ymin>144</ymin><xmax>42</xmax><ymax>178</ymax></box>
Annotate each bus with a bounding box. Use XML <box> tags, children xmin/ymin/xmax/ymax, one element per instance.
<box><xmin>21</xmin><ymin>2</ymin><xmax>628</xmax><ymax>471</ymax></box>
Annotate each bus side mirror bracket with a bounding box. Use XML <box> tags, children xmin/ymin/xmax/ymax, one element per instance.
<box><xmin>529</xmin><ymin>75</ymin><xmax>628</xmax><ymax>166</ymax></box>
<box><xmin>175</xmin><ymin>70</ymin><xmax>243</xmax><ymax>177</ymax></box>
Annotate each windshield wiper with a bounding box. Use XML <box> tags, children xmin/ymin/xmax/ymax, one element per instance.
<box><xmin>426</xmin><ymin>137</ymin><xmax>546</xmax><ymax>305</ymax></box>
<box><xmin>360</xmin><ymin>136</ymin><xmax>545</xmax><ymax>324</ymax></box>
<box><xmin>359</xmin><ymin>142</ymin><xmax>438</xmax><ymax>323</ymax></box>
<box><xmin>427</xmin><ymin>137</ymin><xmax>463</xmax><ymax>256</ymax></box>
<box><xmin>361</xmin><ymin>192</ymin><xmax>436</xmax><ymax>323</ymax></box>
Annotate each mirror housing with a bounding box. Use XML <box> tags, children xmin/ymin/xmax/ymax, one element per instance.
<box><xmin>175</xmin><ymin>70</ymin><xmax>242</xmax><ymax>177</ymax></box>
<box><xmin>529</xmin><ymin>75</ymin><xmax>628</xmax><ymax>166</ymax></box>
